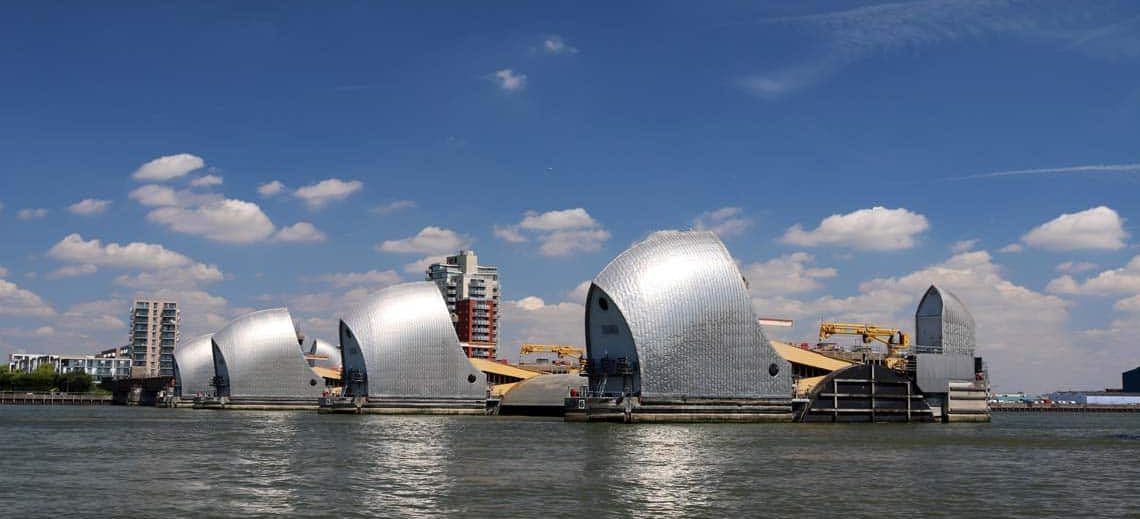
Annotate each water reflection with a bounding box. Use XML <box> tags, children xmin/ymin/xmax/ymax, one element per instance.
<box><xmin>220</xmin><ymin>412</ymin><xmax>303</xmax><ymax>516</ymax></box>
<box><xmin>345</xmin><ymin>416</ymin><xmax>456</xmax><ymax>517</ymax></box>
<box><xmin>612</xmin><ymin>425</ymin><xmax>712</xmax><ymax>514</ymax></box>
<box><xmin>3</xmin><ymin>408</ymin><xmax>1140</xmax><ymax>518</ymax></box>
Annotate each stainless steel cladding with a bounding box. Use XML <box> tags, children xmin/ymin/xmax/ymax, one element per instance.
<box><xmin>914</xmin><ymin>353</ymin><xmax>976</xmax><ymax>393</ymax></box>
<box><xmin>915</xmin><ymin>285</ymin><xmax>976</xmax><ymax>356</ymax></box>
<box><xmin>173</xmin><ymin>334</ymin><xmax>213</xmax><ymax>397</ymax></box>
<box><xmin>585</xmin><ymin>230</ymin><xmax>792</xmax><ymax>399</ymax></box>
<box><xmin>211</xmin><ymin>308</ymin><xmax>325</xmax><ymax>399</ymax></box>
<box><xmin>339</xmin><ymin>282</ymin><xmax>485</xmax><ymax>399</ymax></box>
<box><xmin>308</xmin><ymin>338</ymin><xmax>341</xmax><ymax>370</ymax></box>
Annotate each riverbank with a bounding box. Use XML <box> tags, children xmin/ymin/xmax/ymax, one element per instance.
<box><xmin>991</xmin><ymin>403</ymin><xmax>1140</xmax><ymax>412</ymax></box>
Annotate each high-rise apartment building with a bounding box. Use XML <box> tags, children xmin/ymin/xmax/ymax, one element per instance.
<box><xmin>129</xmin><ymin>300</ymin><xmax>180</xmax><ymax>377</ymax></box>
<box><xmin>426</xmin><ymin>250</ymin><xmax>500</xmax><ymax>358</ymax></box>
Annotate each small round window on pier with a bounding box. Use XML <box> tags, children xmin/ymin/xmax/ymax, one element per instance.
<box><xmin>768</xmin><ymin>363</ymin><xmax>779</xmax><ymax>376</ymax></box>
<box><xmin>467</xmin><ymin>374</ymin><xmax>477</xmax><ymax>383</ymax></box>
<box><xmin>598</xmin><ymin>297</ymin><xmax>609</xmax><ymax>311</ymax></box>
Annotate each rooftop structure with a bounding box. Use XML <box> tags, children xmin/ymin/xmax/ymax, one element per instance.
<box><xmin>575</xmin><ymin>230</ymin><xmax>793</xmax><ymax>422</ymax></box>
<box><xmin>210</xmin><ymin>308</ymin><xmax>325</xmax><ymax>405</ymax></box>
<box><xmin>97</xmin><ymin>345</ymin><xmax>130</xmax><ymax>359</ymax></box>
<box><xmin>915</xmin><ymin>285</ymin><xmax>976</xmax><ymax>356</ymax></box>
<box><xmin>129</xmin><ymin>300</ymin><xmax>180</xmax><ymax>378</ymax></box>
<box><xmin>332</xmin><ymin>282</ymin><xmax>486</xmax><ymax>413</ymax></box>
<box><xmin>426</xmin><ymin>250</ymin><xmax>500</xmax><ymax>358</ymax></box>
<box><xmin>172</xmin><ymin>334</ymin><xmax>214</xmax><ymax>400</ymax></box>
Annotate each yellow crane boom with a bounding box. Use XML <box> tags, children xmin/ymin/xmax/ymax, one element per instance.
<box><xmin>818</xmin><ymin>322</ymin><xmax>910</xmax><ymax>358</ymax></box>
<box><xmin>519</xmin><ymin>343</ymin><xmax>586</xmax><ymax>363</ymax></box>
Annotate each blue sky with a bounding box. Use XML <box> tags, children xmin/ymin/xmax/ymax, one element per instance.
<box><xmin>2</xmin><ymin>1</ymin><xmax>1140</xmax><ymax>393</ymax></box>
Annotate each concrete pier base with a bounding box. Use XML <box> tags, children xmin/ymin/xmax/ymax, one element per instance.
<box><xmin>566</xmin><ymin>396</ymin><xmax>793</xmax><ymax>423</ymax></box>
<box><xmin>193</xmin><ymin>396</ymin><xmax>320</xmax><ymax>410</ymax></box>
<box><xmin>318</xmin><ymin>396</ymin><xmax>487</xmax><ymax>415</ymax></box>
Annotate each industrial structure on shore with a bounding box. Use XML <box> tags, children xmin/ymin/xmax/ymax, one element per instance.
<box><xmin>159</xmin><ymin>237</ymin><xmax>993</xmax><ymax>422</ymax></box>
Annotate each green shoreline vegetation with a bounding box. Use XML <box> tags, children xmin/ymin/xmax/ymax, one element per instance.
<box><xmin>0</xmin><ymin>365</ymin><xmax>93</xmax><ymax>393</ymax></box>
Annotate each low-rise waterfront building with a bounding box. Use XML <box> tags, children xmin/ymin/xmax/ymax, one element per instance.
<box><xmin>8</xmin><ymin>353</ymin><xmax>131</xmax><ymax>380</ymax></box>
<box><xmin>1049</xmin><ymin>391</ymin><xmax>1140</xmax><ymax>406</ymax></box>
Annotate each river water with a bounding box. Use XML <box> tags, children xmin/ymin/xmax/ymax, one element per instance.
<box><xmin>1</xmin><ymin>406</ymin><xmax>1137</xmax><ymax>518</ymax></box>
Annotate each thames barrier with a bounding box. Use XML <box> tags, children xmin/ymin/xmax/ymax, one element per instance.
<box><xmin>147</xmin><ymin>230</ymin><xmax>994</xmax><ymax>424</ymax></box>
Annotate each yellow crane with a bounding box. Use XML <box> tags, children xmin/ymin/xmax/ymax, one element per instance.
<box><xmin>519</xmin><ymin>343</ymin><xmax>586</xmax><ymax>364</ymax></box>
<box><xmin>818</xmin><ymin>322</ymin><xmax>910</xmax><ymax>367</ymax></box>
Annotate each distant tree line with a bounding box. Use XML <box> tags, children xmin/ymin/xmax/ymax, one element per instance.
<box><xmin>0</xmin><ymin>365</ymin><xmax>93</xmax><ymax>393</ymax></box>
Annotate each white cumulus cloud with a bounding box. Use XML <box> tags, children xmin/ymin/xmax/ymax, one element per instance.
<box><xmin>189</xmin><ymin>174</ymin><xmax>223</xmax><ymax>187</ymax></box>
<box><xmin>132</xmin><ymin>153</ymin><xmax>205</xmax><ymax>181</ymax></box>
<box><xmin>67</xmin><ymin>199</ymin><xmax>111</xmax><ymax>216</ymax></box>
<box><xmin>258</xmin><ymin>180</ymin><xmax>286</xmax><ymax>197</ymax></box>
<box><xmin>0</xmin><ymin>279</ymin><xmax>56</xmax><ymax>317</ymax></box>
<box><xmin>403</xmin><ymin>255</ymin><xmax>447</xmax><ymax>275</ymax></box>
<box><xmin>1021</xmin><ymin>206</ymin><xmax>1127</xmax><ymax>251</ymax></box>
<box><xmin>490</xmin><ymin>69</ymin><xmax>527</xmax><ymax>92</ymax></box>
<box><xmin>114</xmin><ymin>263</ymin><xmax>224</xmax><ymax>290</ymax></box>
<box><xmin>782</xmin><ymin>206</ymin><xmax>930</xmax><ymax>250</ymax></box>
<box><xmin>1115</xmin><ymin>294</ymin><xmax>1140</xmax><ymax>313</ymax></box>
<box><xmin>377</xmin><ymin>227</ymin><xmax>471</xmax><ymax>255</ymax></box>
<box><xmin>17</xmin><ymin>208</ymin><xmax>49</xmax><ymax>220</ymax></box>
<box><xmin>496</xmin><ymin>208</ymin><xmax>610</xmax><ymax>256</ymax></box>
<box><xmin>493</xmin><ymin>225</ymin><xmax>528</xmax><ymax>243</ymax></box>
<box><xmin>693</xmin><ymin>207</ymin><xmax>753</xmax><ymax>238</ymax></box>
<box><xmin>46</xmin><ymin>264</ymin><xmax>98</xmax><ymax>279</ymax></box>
<box><xmin>950</xmin><ymin>239</ymin><xmax>979</xmax><ymax>253</ymax></box>
<box><xmin>147</xmin><ymin>199</ymin><xmax>276</xmax><ymax>243</ymax></box>
<box><xmin>128</xmin><ymin>184</ymin><xmax>220</xmax><ymax>208</ymax></box>
<box><xmin>274</xmin><ymin>222</ymin><xmax>327</xmax><ymax>243</ymax></box>
<box><xmin>539</xmin><ymin>229</ymin><xmax>611</xmax><ymax>256</ymax></box>
<box><xmin>519</xmin><ymin>208</ymin><xmax>599</xmax><ymax>231</ymax></box>
<box><xmin>1056</xmin><ymin>261</ymin><xmax>1098</xmax><ymax>273</ymax></box>
<box><xmin>566</xmin><ymin>280</ymin><xmax>591</xmax><ymax>304</ymax></box>
<box><xmin>1046</xmin><ymin>256</ymin><xmax>1140</xmax><ymax>296</ymax></box>
<box><xmin>542</xmin><ymin>35</ymin><xmax>578</xmax><ymax>55</ymax></box>
<box><xmin>294</xmin><ymin>178</ymin><xmax>363</xmax><ymax>209</ymax></box>
<box><xmin>47</xmin><ymin>233</ymin><xmax>194</xmax><ymax>270</ymax></box>
<box><xmin>744</xmin><ymin>252</ymin><xmax>837</xmax><ymax>296</ymax></box>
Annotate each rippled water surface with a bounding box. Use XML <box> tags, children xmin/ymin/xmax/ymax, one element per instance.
<box><xmin>1</xmin><ymin>407</ymin><xmax>1138</xmax><ymax>517</ymax></box>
